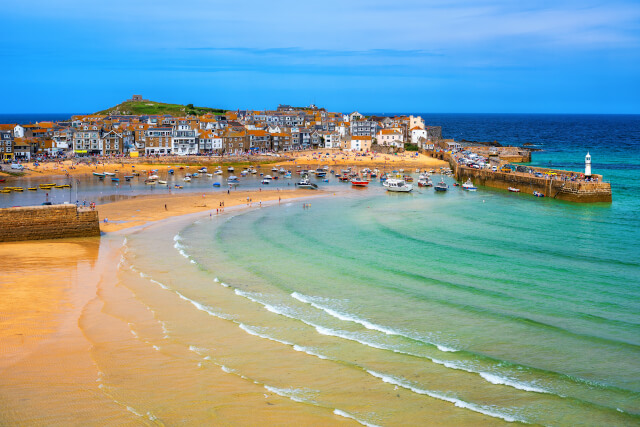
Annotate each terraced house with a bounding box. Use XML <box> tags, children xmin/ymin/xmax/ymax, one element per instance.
<box><xmin>72</xmin><ymin>125</ymin><xmax>102</xmax><ymax>155</ymax></box>
<box><xmin>0</xmin><ymin>130</ymin><xmax>13</xmax><ymax>160</ymax></box>
<box><xmin>144</xmin><ymin>127</ymin><xmax>172</xmax><ymax>155</ymax></box>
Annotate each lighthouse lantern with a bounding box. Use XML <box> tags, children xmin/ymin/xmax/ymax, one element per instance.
<box><xmin>585</xmin><ymin>152</ymin><xmax>592</xmax><ymax>177</ymax></box>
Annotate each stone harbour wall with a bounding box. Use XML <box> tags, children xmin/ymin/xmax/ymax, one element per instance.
<box><xmin>0</xmin><ymin>204</ymin><xmax>100</xmax><ymax>242</ymax></box>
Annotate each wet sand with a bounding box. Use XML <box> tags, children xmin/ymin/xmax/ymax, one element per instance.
<box><xmin>0</xmin><ymin>189</ymin><xmax>352</xmax><ymax>425</ymax></box>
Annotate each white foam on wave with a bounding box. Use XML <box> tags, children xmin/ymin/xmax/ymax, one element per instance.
<box><xmin>238</xmin><ymin>323</ymin><xmax>293</xmax><ymax>346</ymax></box>
<box><xmin>213</xmin><ymin>277</ymin><xmax>219</xmax><ymax>282</ymax></box>
<box><xmin>175</xmin><ymin>291</ymin><xmax>233</xmax><ymax>320</ymax></box>
<box><xmin>221</xmin><ymin>365</ymin><xmax>235</xmax><ymax>374</ymax></box>
<box><xmin>291</xmin><ymin>292</ymin><xmax>458</xmax><ymax>352</ymax></box>
<box><xmin>366</xmin><ymin>370</ymin><xmax>526</xmax><ymax>423</ymax></box>
<box><xmin>190</xmin><ymin>259</ymin><xmax>197</xmax><ymax>264</ymax></box>
<box><xmin>479</xmin><ymin>372</ymin><xmax>549</xmax><ymax>394</ymax></box>
<box><xmin>234</xmin><ymin>289</ymin><xmax>291</xmax><ymax>317</ymax></box>
<box><xmin>152</xmin><ymin>345</ymin><xmax>160</xmax><ymax>351</ymax></box>
<box><xmin>264</xmin><ymin>385</ymin><xmax>308</xmax><ymax>404</ymax></box>
<box><xmin>173</xmin><ymin>234</ymin><xmax>180</xmax><ymax>242</ymax></box>
<box><xmin>293</xmin><ymin>345</ymin><xmax>329</xmax><ymax>360</ymax></box>
<box><xmin>189</xmin><ymin>345</ymin><xmax>208</xmax><ymax>355</ymax></box>
<box><xmin>149</xmin><ymin>278</ymin><xmax>169</xmax><ymax>290</ymax></box>
<box><xmin>333</xmin><ymin>409</ymin><xmax>381</xmax><ymax>427</ymax></box>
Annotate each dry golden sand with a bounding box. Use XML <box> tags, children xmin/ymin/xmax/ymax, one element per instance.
<box><xmin>98</xmin><ymin>188</ymin><xmax>314</xmax><ymax>233</ymax></box>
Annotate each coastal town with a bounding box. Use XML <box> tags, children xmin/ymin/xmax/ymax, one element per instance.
<box><xmin>0</xmin><ymin>96</ymin><xmax>443</xmax><ymax>160</ymax></box>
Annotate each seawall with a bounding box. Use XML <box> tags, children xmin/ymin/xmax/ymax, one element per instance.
<box><xmin>432</xmin><ymin>151</ymin><xmax>612</xmax><ymax>203</ymax></box>
<box><xmin>0</xmin><ymin>204</ymin><xmax>100</xmax><ymax>242</ymax></box>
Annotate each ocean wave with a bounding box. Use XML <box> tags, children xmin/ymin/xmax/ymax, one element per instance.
<box><xmin>238</xmin><ymin>323</ymin><xmax>293</xmax><ymax>346</ymax></box>
<box><xmin>264</xmin><ymin>385</ymin><xmax>309</xmax><ymax>404</ymax></box>
<box><xmin>293</xmin><ymin>345</ymin><xmax>329</xmax><ymax>360</ymax></box>
<box><xmin>291</xmin><ymin>292</ymin><xmax>457</xmax><ymax>353</ymax></box>
<box><xmin>175</xmin><ymin>291</ymin><xmax>233</xmax><ymax>321</ymax></box>
<box><xmin>333</xmin><ymin>409</ymin><xmax>381</xmax><ymax>427</ymax></box>
<box><xmin>479</xmin><ymin>372</ymin><xmax>550</xmax><ymax>394</ymax></box>
<box><xmin>366</xmin><ymin>370</ymin><xmax>527</xmax><ymax>423</ymax></box>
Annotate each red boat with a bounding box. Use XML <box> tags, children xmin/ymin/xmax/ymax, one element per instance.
<box><xmin>351</xmin><ymin>179</ymin><xmax>369</xmax><ymax>187</ymax></box>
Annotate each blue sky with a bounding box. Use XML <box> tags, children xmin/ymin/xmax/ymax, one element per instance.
<box><xmin>2</xmin><ymin>0</ymin><xmax>639</xmax><ymax>113</ymax></box>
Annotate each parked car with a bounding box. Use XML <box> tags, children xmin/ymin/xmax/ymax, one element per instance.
<box><xmin>11</xmin><ymin>164</ymin><xmax>24</xmax><ymax>170</ymax></box>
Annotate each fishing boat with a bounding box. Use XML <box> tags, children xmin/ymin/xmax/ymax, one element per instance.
<box><xmin>227</xmin><ymin>166</ymin><xmax>235</xmax><ymax>172</ymax></box>
<box><xmin>351</xmin><ymin>178</ymin><xmax>369</xmax><ymax>187</ymax></box>
<box><xmin>434</xmin><ymin>178</ymin><xmax>448</xmax><ymax>192</ymax></box>
<box><xmin>227</xmin><ymin>175</ymin><xmax>239</xmax><ymax>183</ymax></box>
<box><xmin>296</xmin><ymin>177</ymin><xmax>318</xmax><ymax>189</ymax></box>
<box><xmin>533</xmin><ymin>191</ymin><xmax>544</xmax><ymax>197</ymax></box>
<box><xmin>462</xmin><ymin>178</ymin><xmax>477</xmax><ymax>191</ymax></box>
<box><xmin>418</xmin><ymin>176</ymin><xmax>433</xmax><ymax>187</ymax></box>
<box><xmin>383</xmin><ymin>179</ymin><xmax>413</xmax><ymax>192</ymax></box>
<box><xmin>315</xmin><ymin>168</ymin><xmax>327</xmax><ymax>177</ymax></box>
<box><xmin>183</xmin><ymin>176</ymin><xmax>191</xmax><ymax>182</ymax></box>
<box><xmin>508</xmin><ymin>187</ymin><xmax>520</xmax><ymax>192</ymax></box>
<box><xmin>93</xmin><ymin>172</ymin><xmax>105</xmax><ymax>177</ymax></box>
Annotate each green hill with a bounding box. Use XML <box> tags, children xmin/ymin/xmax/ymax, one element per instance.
<box><xmin>96</xmin><ymin>100</ymin><xmax>226</xmax><ymax>116</ymax></box>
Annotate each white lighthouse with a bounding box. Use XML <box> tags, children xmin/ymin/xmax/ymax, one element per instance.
<box><xmin>585</xmin><ymin>152</ymin><xmax>592</xmax><ymax>177</ymax></box>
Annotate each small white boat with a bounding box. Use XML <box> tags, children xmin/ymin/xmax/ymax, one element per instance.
<box><xmin>462</xmin><ymin>178</ymin><xmax>478</xmax><ymax>191</ymax></box>
<box><xmin>227</xmin><ymin>166</ymin><xmax>234</xmax><ymax>172</ymax></box>
<box><xmin>206</xmin><ymin>173</ymin><xmax>213</xmax><ymax>177</ymax></box>
<box><xmin>145</xmin><ymin>179</ymin><xmax>157</xmax><ymax>185</ymax></box>
<box><xmin>227</xmin><ymin>175</ymin><xmax>239</xmax><ymax>183</ymax></box>
<box><xmin>296</xmin><ymin>177</ymin><xmax>318</xmax><ymax>189</ymax></box>
<box><xmin>104</xmin><ymin>172</ymin><xmax>116</xmax><ymax>176</ymax></box>
<box><xmin>383</xmin><ymin>179</ymin><xmax>413</xmax><ymax>192</ymax></box>
<box><xmin>214</xmin><ymin>170</ymin><xmax>223</xmax><ymax>175</ymax></box>
<box><xmin>240</xmin><ymin>170</ymin><xmax>248</xmax><ymax>176</ymax></box>
<box><xmin>508</xmin><ymin>187</ymin><xmax>520</xmax><ymax>193</ymax></box>
<box><xmin>184</xmin><ymin>176</ymin><xmax>191</xmax><ymax>182</ymax></box>
<box><xmin>198</xmin><ymin>167</ymin><xmax>208</xmax><ymax>173</ymax></box>
<box><xmin>158</xmin><ymin>180</ymin><xmax>167</xmax><ymax>185</ymax></box>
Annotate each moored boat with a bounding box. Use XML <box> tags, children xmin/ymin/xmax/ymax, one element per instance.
<box><xmin>93</xmin><ymin>172</ymin><xmax>105</xmax><ymax>177</ymax></box>
<box><xmin>508</xmin><ymin>187</ymin><xmax>520</xmax><ymax>192</ymax></box>
<box><xmin>383</xmin><ymin>178</ymin><xmax>413</xmax><ymax>192</ymax></box>
<box><xmin>296</xmin><ymin>177</ymin><xmax>318</xmax><ymax>189</ymax></box>
<box><xmin>351</xmin><ymin>178</ymin><xmax>369</xmax><ymax>187</ymax></box>
<box><xmin>462</xmin><ymin>178</ymin><xmax>477</xmax><ymax>191</ymax></box>
<box><xmin>533</xmin><ymin>191</ymin><xmax>544</xmax><ymax>197</ymax></box>
<box><xmin>434</xmin><ymin>178</ymin><xmax>448</xmax><ymax>192</ymax></box>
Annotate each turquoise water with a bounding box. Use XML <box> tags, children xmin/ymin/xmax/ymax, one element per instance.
<box><xmin>145</xmin><ymin>177</ymin><xmax>639</xmax><ymax>425</ymax></box>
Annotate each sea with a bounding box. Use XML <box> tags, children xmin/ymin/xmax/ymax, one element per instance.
<box><xmin>2</xmin><ymin>113</ymin><xmax>640</xmax><ymax>425</ymax></box>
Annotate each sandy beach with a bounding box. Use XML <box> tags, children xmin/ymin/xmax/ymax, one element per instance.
<box><xmin>1</xmin><ymin>150</ymin><xmax>447</xmax><ymax>182</ymax></box>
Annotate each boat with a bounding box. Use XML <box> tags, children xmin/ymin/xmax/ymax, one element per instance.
<box><xmin>508</xmin><ymin>187</ymin><xmax>520</xmax><ymax>193</ymax></box>
<box><xmin>0</xmin><ymin>189</ymin><xmax>11</xmax><ymax>193</ymax></box>
<box><xmin>296</xmin><ymin>177</ymin><xmax>318</xmax><ymax>189</ymax></box>
<box><xmin>206</xmin><ymin>173</ymin><xmax>213</xmax><ymax>177</ymax></box>
<box><xmin>279</xmin><ymin>168</ymin><xmax>287</xmax><ymax>174</ymax></box>
<box><xmin>13</xmin><ymin>187</ymin><xmax>24</xmax><ymax>192</ymax></box>
<box><xmin>168</xmin><ymin>169</ymin><xmax>174</xmax><ymax>174</ymax></box>
<box><xmin>462</xmin><ymin>178</ymin><xmax>477</xmax><ymax>191</ymax></box>
<box><xmin>417</xmin><ymin>176</ymin><xmax>433</xmax><ymax>187</ymax></box>
<box><xmin>158</xmin><ymin>180</ymin><xmax>167</xmax><ymax>185</ymax></box>
<box><xmin>261</xmin><ymin>178</ymin><xmax>271</xmax><ymax>184</ymax></box>
<box><xmin>149</xmin><ymin>174</ymin><xmax>159</xmax><ymax>180</ymax></box>
<box><xmin>227</xmin><ymin>175</ymin><xmax>239</xmax><ymax>183</ymax></box>
<box><xmin>315</xmin><ymin>168</ymin><xmax>327</xmax><ymax>177</ymax></box>
<box><xmin>351</xmin><ymin>178</ymin><xmax>369</xmax><ymax>187</ymax></box>
<box><xmin>183</xmin><ymin>176</ymin><xmax>191</xmax><ymax>182</ymax></box>
<box><xmin>272</xmin><ymin>167</ymin><xmax>279</xmax><ymax>172</ymax></box>
<box><xmin>28</xmin><ymin>187</ymin><xmax>38</xmax><ymax>191</ymax></box>
<box><xmin>192</xmin><ymin>173</ymin><xmax>199</xmax><ymax>177</ymax></box>
<box><xmin>132</xmin><ymin>172</ymin><xmax>140</xmax><ymax>176</ymax></box>
<box><xmin>533</xmin><ymin>191</ymin><xmax>544</xmax><ymax>197</ymax></box>
<box><xmin>93</xmin><ymin>172</ymin><xmax>105</xmax><ymax>177</ymax></box>
<box><xmin>214</xmin><ymin>170</ymin><xmax>223</xmax><ymax>175</ymax></box>
<box><xmin>55</xmin><ymin>184</ymin><xmax>70</xmax><ymax>188</ymax></box>
<box><xmin>383</xmin><ymin>179</ymin><xmax>412</xmax><ymax>192</ymax></box>
<box><xmin>198</xmin><ymin>167</ymin><xmax>207</xmax><ymax>173</ymax></box>
<box><xmin>240</xmin><ymin>170</ymin><xmax>248</xmax><ymax>176</ymax></box>
<box><xmin>146</xmin><ymin>179</ymin><xmax>157</xmax><ymax>185</ymax></box>
<box><xmin>174</xmin><ymin>185</ymin><xmax>183</xmax><ymax>189</ymax></box>
<box><xmin>111</xmin><ymin>177</ymin><xmax>120</xmax><ymax>182</ymax></box>
<box><xmin>284</xmin><ymin>172</ymin><xmax>292</xmax><ymax>179</ymax></box>
<box><xmin>104</xmin><ymin>172</ymin><xmax>115</xmax><ymax>176</ymax></box>
<box><xmin>263</xmin><ymin>174</ymin><xmax>273</xmax><ymax>180</ymax></box>
<box><xmin>434</xmin><ymin>178</ymin><xmax>448</xmax><ymax>192</ymax></box>
<box><xmin>227</xmin><ymin>166</ymin><xmax>234</xmax><ymax>172</ymax></box>
<box><xmin>39</xmin><ymin>183</ymin><xmax>56</xmax><ymax>188</ymax></box>
<box><xmin>124</xmin><ymin>175</ymin><xmax>134</xmax><ymax>181</ymax></box>
<box><xmin>213</xmin><ymin>182</ymin><xmax>221</xmax><ymax>187</ymax></box>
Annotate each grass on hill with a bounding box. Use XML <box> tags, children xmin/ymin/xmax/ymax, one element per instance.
<box><xmin>96</xmin><ymin>100</ymin><xmax>226</xmax><ymax>117</ymax></box>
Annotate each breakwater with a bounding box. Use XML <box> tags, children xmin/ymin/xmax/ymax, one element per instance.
<box><xmin>0</xmin><ymin>204</ymin><xmax>100</xmax><ymax>242</ymax></box>
<box><xmin>433</xmin><ymin>151</ymin><xmax>612</xmax><ymax>203</ymax></box>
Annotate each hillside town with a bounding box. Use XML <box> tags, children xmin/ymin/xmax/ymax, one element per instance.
<box><xmin>0</xmin><ymin>97</ymin><xmax>443</xmax><ymax>161</ymax></box>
